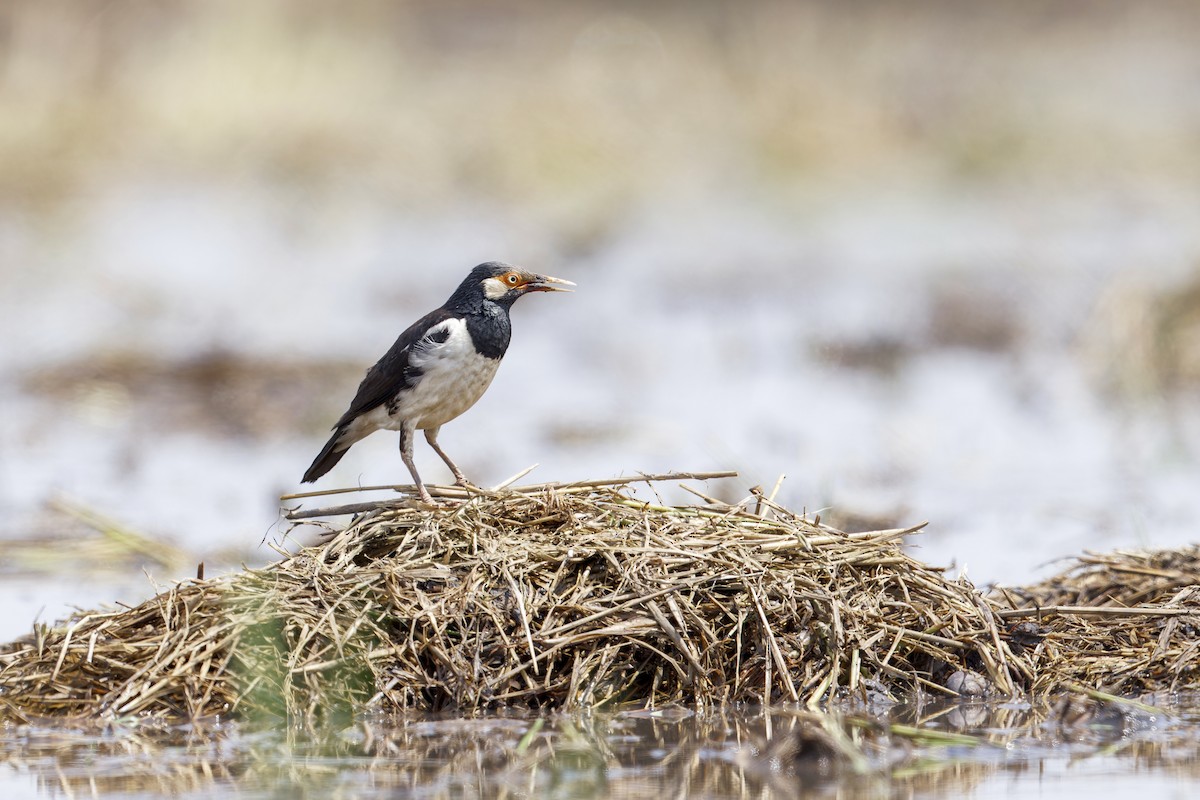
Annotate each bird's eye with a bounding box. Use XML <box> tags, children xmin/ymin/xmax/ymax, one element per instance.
<box><xmin>506</xmin><ymin>273</ymin><xmax>519</xmax><ymax>285</ymax></box>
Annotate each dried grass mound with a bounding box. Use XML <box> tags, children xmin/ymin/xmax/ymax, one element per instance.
<box><xmin>1003</xmin><ymin>547</ymin><xmax>1200</xmax><ymax>609</ymax></box>
<box><xmin>993</xmin><ymin>547</ymin><xmax>1200</xmax><ymax>697</ymax></box>
<box><xmin>1</xmin><ymin>473</ymin><xmax>1030</xmax><ymax>722</ymax></box>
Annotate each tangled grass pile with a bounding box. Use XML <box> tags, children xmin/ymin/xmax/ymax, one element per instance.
<box><xmin>0</xmin><ymin>472</ymin><xmax>1196</xmax><ymax>723</ymax></box>
<box><xmin>993</xmin><ymin>546</ymin><xmax>1200</xmax><ymax>697</ymax></box>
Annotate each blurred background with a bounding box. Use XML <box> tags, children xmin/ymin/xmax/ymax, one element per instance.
<box><xmin>3</xmin><ymin>0</ymin><xmax>1200</xmax><ymax>636</ymax></box>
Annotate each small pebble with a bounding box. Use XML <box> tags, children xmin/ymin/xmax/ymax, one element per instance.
<box><xmin>945</xmin><ymin>669</ymin><xmax>990</xmax><ymax>697</ymax></box>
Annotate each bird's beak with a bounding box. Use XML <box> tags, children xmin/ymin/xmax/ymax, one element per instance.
<box><xmin>523</xmin><ymin>273</ymin><xmax>575</xmax><ymax>293</ymax></box>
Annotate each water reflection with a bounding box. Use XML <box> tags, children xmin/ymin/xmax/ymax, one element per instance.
<box><xmin>1</xmin><ymin>700</ymin><xmax>1194</xmax><ymax>800</ymax></box>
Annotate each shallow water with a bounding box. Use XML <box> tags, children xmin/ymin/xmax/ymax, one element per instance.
<box><xmin>1</xmin><ymin>702</ymin><xmax>1196</xmax><ymax>800</ymax></box>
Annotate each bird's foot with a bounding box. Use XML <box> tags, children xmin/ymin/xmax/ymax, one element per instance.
<box><xmin>418</xmin><ymin>499</ymin><xmax>453</xmax><ymax>509</ymax></box>
<box><xmin>409</xmin><ymin>484</ymin><xmax>451</xmax><ymax>508</ymax></box>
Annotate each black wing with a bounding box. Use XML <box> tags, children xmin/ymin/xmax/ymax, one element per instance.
<box><xmin>331</xmin><ymin>307</ymin><xmax>455</xmax><ymax>428</ymax></box>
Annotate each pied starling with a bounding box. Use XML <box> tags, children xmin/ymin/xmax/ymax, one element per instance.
<box><xmin>302</xmin><ymin>261</ymin><xmax>573</xmax><ymax>502</ymax></box>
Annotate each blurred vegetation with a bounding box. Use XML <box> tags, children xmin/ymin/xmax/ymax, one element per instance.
<box><xmin>22</xmin><ymin>350</ymin><xmax>359</xmax><ymax>438</ymax></box>
<box><xmin>2</xmin><ymin>0</ymin><xmax>1199</xmax><ymax>223</ymax></box>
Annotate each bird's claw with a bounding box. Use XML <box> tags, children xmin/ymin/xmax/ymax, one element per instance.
<box><xmin>414</xmin><ymin>491</ymin><xmax>451</xmax><ymax>509</ymax></box>
<box><xmin>420</xmin><ymin>500</ymin><xmax>452</xmax><ymax>509</ymax></box>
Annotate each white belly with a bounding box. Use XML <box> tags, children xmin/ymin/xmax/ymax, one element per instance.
<box><xmin>395</xmin><ymin>348</ymin><xmax>501</xmax><ymax>429</ymax></box>
<box><xmin>348</xmin><ymin>318</ymin><xmax>502</xmax><ymax>439</ymax></box>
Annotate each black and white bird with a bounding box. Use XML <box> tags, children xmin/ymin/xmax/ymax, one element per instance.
<box><xmin>302</xmin><ymin>261</ymin><xmax>573</xmax><ymax>502</ymax></box>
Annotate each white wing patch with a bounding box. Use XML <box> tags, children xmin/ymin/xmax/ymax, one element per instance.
<box><xmin>409</xmin><ymin>319</ymin><xmax>457</xmax><ymax>365</ymax></box>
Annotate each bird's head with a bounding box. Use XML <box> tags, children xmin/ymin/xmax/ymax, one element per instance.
<box><xmin>461</xmin><ymin>261</ymin><xmax>574</xmax><ymax>307</ymax></box>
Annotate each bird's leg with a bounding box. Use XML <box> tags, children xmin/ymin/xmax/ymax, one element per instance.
<box><xmin>424</xmin><ymin>427</ymin><xmax>472</xmax><ymax>488</ymax></box>
<box><xmin>399</xmin><ymin>424</ymin><xmax>435</xmax><ymax>504</ymax></box>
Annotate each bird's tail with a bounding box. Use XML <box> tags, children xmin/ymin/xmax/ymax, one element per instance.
<box><xmin>302</xmin><ymin>426</ymin><xmax>352</xmax><ymax>483</ymax></box>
